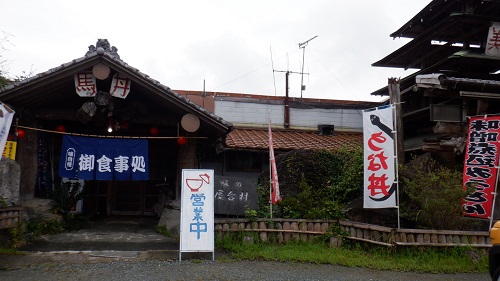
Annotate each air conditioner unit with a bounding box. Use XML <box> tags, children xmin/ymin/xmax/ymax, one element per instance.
<box><xmin>318</xmin><ymin>124</ymin><xmax>334</xmax><ymax>135</ymax></box>
<box><xmin>430</xmin><ymin>104</ymin><xmax>462</xmax><ymax>122</ymax></box>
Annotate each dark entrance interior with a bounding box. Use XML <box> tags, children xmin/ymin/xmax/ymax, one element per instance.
<box><xmin>112</xmin><ymin>181</ymin><xmax>142</xmax><ymax>214</ymax></box>
<box><xmin>83</xmin><ymin>180</ymin><xmax>166</xmax><ymax>216</ymax></box>
<box><xmin>80</xmin><ymin>139</ymin><xmax>178</xmax><ymax>217</ymax></box>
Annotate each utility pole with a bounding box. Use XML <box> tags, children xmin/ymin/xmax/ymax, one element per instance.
<box><xmin>298</xmin><ymin>36</ymin><xmax>318</xmax><ymax>99</ymax></box>
<box><xmin>274</xmin><ymin>70</ymin><xmax>302</xmax><ymax>128</ymax></box>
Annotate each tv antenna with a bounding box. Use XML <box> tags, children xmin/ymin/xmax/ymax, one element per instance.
<box><xmin>270</xmin><ymin>46</ymin><xmax>306</xmax><ymax>128</ymax></box>
<box><xmin>298</xmin><ymin>35</ymin><xmax>318</xmax><ymax>99</ymax></box>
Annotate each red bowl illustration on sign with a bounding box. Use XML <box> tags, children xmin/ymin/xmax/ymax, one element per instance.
<box><xmin>185</xmin><ymin>173</ymin><xmax>210</xmax><ymax>192</ymax></box>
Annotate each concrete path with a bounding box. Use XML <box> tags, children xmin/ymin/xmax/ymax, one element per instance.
<box><xmin>0</xmin><ymin>216</ymin><xmax>208</xmax><ymax>269</ymax></box>
<box><xmin>20</xmin><ymin>216</ymin><xmax>177</xmax><ymax>252</ymax></box>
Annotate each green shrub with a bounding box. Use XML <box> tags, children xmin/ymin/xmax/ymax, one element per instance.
<box><xmin>48</xmin><ymin>181</ymin><xmax>83</xmax><ymax>222</ymax></box>
<box><xmin>244</xmin><ymin>208</ymin><xmax>258</xmax><ymax>221</ymax></box>
<box><xmin>26</xmin><ymin>219</ymin><xmax>65</xmax><ymax>236</ymax></box>
<box><xmin>399</xmin><ymin>157</ymin><xmax>472</xmax><ymax>229</ymax></box>
<box><xmin>0</xmin><ymin>196</ymin><xmax>8</xmax><ymax>207</ymax></box>
<box><xmin>155</xmin><ymin>225</ymin><xmax>173</xmax><ymax>237</ymax></box>
<box><xmin>258</xmin><ymin>147</ymin><xmax>363</xmax><ymax>219</ymax></box>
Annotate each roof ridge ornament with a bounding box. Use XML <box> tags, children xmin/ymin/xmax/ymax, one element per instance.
<box><xmin>86</xmin><ymin>39</ymin><xmax>120</xmax><ymax>59</ymax></box>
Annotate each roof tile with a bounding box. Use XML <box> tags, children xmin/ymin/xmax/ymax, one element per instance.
<box><xmin>226</xmin><ymin>128</ymin><xmax>362</xmax><ymax>151</ymax></box>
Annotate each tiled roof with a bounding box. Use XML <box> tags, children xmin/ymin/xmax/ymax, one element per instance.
<box><xmin>226</xmin><ymin>128</ymin><xmax>362</xmax><ymax>151</ymax></box>
<box><xmin>0</xmin><ymin>39</ymin><xmax>232</xmax><ymax>135</ymax></box>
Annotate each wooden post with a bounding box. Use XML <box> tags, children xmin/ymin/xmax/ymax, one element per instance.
<box><xmin>388</xmin><ymin>78</ymin><xmax>405</xmax><ymax>165</ymax></box>
<box><xmin>389</xmin><ymin>78</ymin><xmax>403</xmax><ymax>230</ymax></box>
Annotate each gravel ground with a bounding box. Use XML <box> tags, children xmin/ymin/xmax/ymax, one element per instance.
<box><xmin>0</xmin><ymin>217</ymin><xmax>490</xmax><ymax>280</ymax></box>
<box><xmin>0</xmin><ymin>252</ymin><xmax>490</xmax><ymax>281</ymax></box>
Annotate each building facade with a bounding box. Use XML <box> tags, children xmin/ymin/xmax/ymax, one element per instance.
<box><xmin>0</xmin><ymin>39</ymin><xmax>379</xmax><ymax>218</ymax></box>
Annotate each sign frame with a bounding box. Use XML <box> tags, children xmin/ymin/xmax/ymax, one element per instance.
<box><xmin>363</xmin><ymin>105</ymin><xmax>397</xmax><ymax>209</ymax></box>
<box><xmin>179</xmin><ymin>169</ymin><xmax>215</xmax><ymax>262</ymax></box>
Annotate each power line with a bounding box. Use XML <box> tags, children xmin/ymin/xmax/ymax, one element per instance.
<box><xmin>213</xmin><ymin>48</ymin><xmax>302</xmax><ymax>93</ymax></box>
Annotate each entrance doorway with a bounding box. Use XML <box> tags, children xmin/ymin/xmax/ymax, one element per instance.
<box><xmin>83</xmin><ymin>181</ymin><xmax>159</xmax><ymax>216</ymax></box>
<box><xmin>111</xmin><ymin>181</ymin><xmax>143</xmax><ymax>215</ymax></box>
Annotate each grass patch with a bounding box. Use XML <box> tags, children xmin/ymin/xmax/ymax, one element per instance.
<box><xmin>0</xmin><ymin>248</ymin><xmax>25</xmax><ymax>255</ymax></box>
<box><xmin>217</xmin><ymin>239</ymin><xmax>488</xmax><ymax>273</ymax></box>
<box><xmin>155</xmin><ymin>225</ymin><xmax>174</xmax><ymax>238</ymax></box>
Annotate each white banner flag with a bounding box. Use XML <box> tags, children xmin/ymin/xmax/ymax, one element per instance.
<box><xmin>0</xmin><ymin>103</ymin><xmax>15</xmax><ymax>163</ymax></box>
<box><xmin>363</xmin><ymin>106</ymin><xmax>397</xmax><ymax>208</ymax></box>
<box><xmin>180</xmin><ymin>169</ymin><xmax>214</xmax><ymax>253</ymax></box>
<box><xmin>268</xmin><ymin>120</ymin><xmax>281</xmax><ymax>204</ymax></box>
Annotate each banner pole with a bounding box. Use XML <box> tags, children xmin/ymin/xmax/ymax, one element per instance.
<box><xmin>268</xmin><ymin>114</ymin><xmax>273</xmax><ymax>219</ymax></box>
<box><xmin>490</xmin><ymin>167</ymin><xmax>500</xmax><ymax>229</ymax></box>
<box><xmin>269</xmin><ymin>140</ymin><xmax>272</xmax><ymax>219</ymax></box>
<box><xmin>490</xmin><ymin>164</ymin><xmax>500</xmax><ymax>229</ymax></box>
<box><xmin>491</xmin><ymin>116</ymin><xmax>500</xmax><ymax>229</ymax></box>
<box><xmin>269</xmin><ymin>169</ymin><xmax>273</xmax><ymax>219</ymax></box>
<box><xmin>393</xmin><ymin>103</ymin><xmax>401</xmax><ymax>230</ymax></box>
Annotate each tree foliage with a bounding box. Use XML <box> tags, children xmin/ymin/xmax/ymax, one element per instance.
<box><xmin>399</xmin><ymin>155</ymin><xmax>473</xmax><ymax>230</ymax></box>
<box><xmin>0</xmin><ymin>31</ymin><xmax>12</xmax><ymax>87</ymax></box>
<box><xmin>257</xmin><ymin>147</ymin><xmax>364</xmax><ymax>219</ymax></box>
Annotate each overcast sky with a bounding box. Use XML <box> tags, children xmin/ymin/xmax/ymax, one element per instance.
<box><xmin>0</xmin><ymin>0</ymin><xmax>430</xmax><ymax>102</ymax></box>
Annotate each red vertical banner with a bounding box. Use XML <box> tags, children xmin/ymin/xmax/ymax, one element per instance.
<box><xmin>269</xmin><ymin>122</ymin><xmax>282</xmax><ymax>204</ymax></box>
<box><xmin>463</xmin><ymin>115</ymin><xmax>500</xmax><ymax>218</ymax></box>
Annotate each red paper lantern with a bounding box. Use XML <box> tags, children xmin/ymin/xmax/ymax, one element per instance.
<box><xmin>150</xmin><ymin>127</ymin><xmax>159</xmax><ymax>135</ymax></box>
<box><xmin>56</xmin><ymin>125</ymin><xmax>66</xmax><ymax>132</ymax></box>
<box><xmin>16</xmin><ymin>129</ymin><xmax>26</xmax><ymax>139</ymax></box>
<box><xmin>177</xmin><ymin>137</ymin><xmax>187</xmax><ymax>145</ymax></box>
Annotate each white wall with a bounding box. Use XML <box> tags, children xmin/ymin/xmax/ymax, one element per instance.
<box><xmin>289</xmin><ymin>107</ymin><xmax>363</xmax><ymax>130</ymax></box>
<box><xmin>214</xmin><ymin>100</ymin><xmax>363</xmax><ymax>131</ymax></box>
<box><xmin>215</xmin><ymin>101</ymin><xmax>284</xmax><ymax>127</ymax></box>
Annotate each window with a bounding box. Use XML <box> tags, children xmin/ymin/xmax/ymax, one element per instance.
<box><xmin>225</xmin><ymin>151</ymin><xmax>263</xmax><ymax>172</ymax></box>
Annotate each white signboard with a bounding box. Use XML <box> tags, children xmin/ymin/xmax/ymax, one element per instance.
<box><xmin>110</xmin><ymin>73</ymin><xmax>132</xmax><ymax>99</ymax></box>
<box><xmin>486</xmin><ymin>22</ymin><xmax>500</xmax><ymax>57</ymax></box>
<box><xmin>180</xmin><ymin>169</ymin><xmax>214</xmax><ymax>255</ymax></box>
<box><xmin>0</xmin><ymin>103</ymin><xmax>15</xmax><ymax>163</ymax></box>
<box><xmin>363</xmin><ymin>106</ymin><xmax>397</xmax><ymax>209</ymax></box>
<box><xmin>74</xmin><ymin>72</ymin><xmax>97</xmax><ymax>97</ymax></box>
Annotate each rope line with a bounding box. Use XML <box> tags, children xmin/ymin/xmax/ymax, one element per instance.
<box><xmin>15</xmin><ymin>125</ymin><xmax>208</xmax><ymax>140</ymax></box>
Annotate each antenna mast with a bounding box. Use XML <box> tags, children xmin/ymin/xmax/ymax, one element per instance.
<box><xmin>298</xmin><ymin>35</ymin><xmax>318</xmax><ymax>99</ymax></box>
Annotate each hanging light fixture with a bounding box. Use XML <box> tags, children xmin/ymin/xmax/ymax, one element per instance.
<box><xmin>181</xmin><ymin>114</ymin><xmax>200</xmax><ymax>132</ymax></box>
<box><xmin>107</xmin><ymin>118</ymin><xmax>113</xmax><ymax>133</ymax></box>
<box><xmin>177</xmin><ymin>137</ymin><xmax>187</xmax><ymax>145</ymax></box>
<box><xmin>92</xmin><ymin>63</ymin><xmax>110</xmax><ymax>80</ymax></box>
<box><xmin>94</xmin><ymin>91</ymin><xmax>112</xmax><ymax>107</ymax></box>
<box><xmin>56</xmin><ymin>125</ymin><xmax>66</xmax><ymax>132</ymax></box>
<box><xmin>150</xmin><ymin>127</ymin><xmax>159</xmax><ymax>135</ymax></box>
<box><xmin>16</xmin><ymin>129</ymin><xmax>26</xmax><ymax>139</ymax></box>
